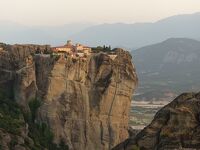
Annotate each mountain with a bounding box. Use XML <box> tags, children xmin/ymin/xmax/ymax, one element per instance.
<box><xmin>1</xmin><ymin>12</ymin><xmax>200</xmax><ymax>48</ymax></box>
<box><xmin>132</xmin><ymin>38</ymin><xmax>200</xmax><ymax>101</ymax></box>
<box><xmin>113</xmin><ymin>92</ymin><xmax>200</xmax><ymax>150</ymax></box>
<box><xmin>0</xmin><ymin>45</ymin><xmax>137</xmax><ymax>149</ymax></box>
<box><xmin>71</xmin><ymin>12</ymin><xmax>200</xmax><ymax>48</ymax></box>
<box><xmin>0</xmin><ymin>21</ymin><xmax>92</xmax><ymax>45</ymax></box>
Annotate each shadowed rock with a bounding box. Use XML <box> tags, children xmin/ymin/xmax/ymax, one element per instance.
<box><xmin>0</xmin><ymin>44</ymin><xmax>137</xmax><ymax>150</ymax></box>
<box><xmin>113</xmin><ymin>92</ymin><xmax>200</xmax><ymax>150</ymax></box>
<box><xmin>38</xmin><ymin>48</ymin><xmax>137</xmax><ymax>150</ymax></box>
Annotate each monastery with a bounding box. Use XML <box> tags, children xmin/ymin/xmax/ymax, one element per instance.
<box><xmin>0</xmin><ymin>47</ymin><xmax>3</xmax><ymax>52</ymax></box>
<box><xmin>52</xmin><ymin>40</ymin><xmax>91</xmax><ymax>58</ymax></box>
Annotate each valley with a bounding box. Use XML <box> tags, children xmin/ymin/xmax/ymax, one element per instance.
<box><xmin>129</xmin><ymin>100</ymin><xmax>169</xmax><ymax>130</ymax></box>
<box><xmin>133</xmin><ymin>38</ymin><xmax>200</xmax><ymax>102</ymax></box>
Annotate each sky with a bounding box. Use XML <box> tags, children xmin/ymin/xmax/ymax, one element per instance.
<box><xmin>0</xmin><ymin>0</ymin><xmax>200</xmax><ymax>26</ymax></box>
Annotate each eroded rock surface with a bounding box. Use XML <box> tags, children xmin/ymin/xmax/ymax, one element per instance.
<box><xmin>38</xmin><ymin>49</ymin><xmax>137</xmax><ymax>150</ymax></box>
<box><xmin>0</xmin><ymin>44</ymin><xmax>137</xmax><ymax>150</ymax></box>
<box><xmin>113</xmin><ymin>92</ymin><xmax>200</xmax><ymax>150</ymax></box>
<box><xmin>0</xmin><ymin>44</ymin><xmax>51</xmax><ymax>109</ymax></box>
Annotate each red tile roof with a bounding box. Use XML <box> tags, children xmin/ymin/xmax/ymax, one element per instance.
<box><xmin>52</xmin><ymin>45</ymin><xmax>75</xmax><ymax>49</ymax></box>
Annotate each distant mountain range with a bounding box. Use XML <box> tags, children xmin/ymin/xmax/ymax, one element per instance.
<box><xmin>1</xmin><ymin>12</ymin><xmax>200</xmax><ymax>48</ymax></box>
<box><xmin>0</xmin><ymin>22</ymin><xmax>92</xmax><ymax>46</ymax></box>
<box><xmin>71</xmin><ymin>12</ymin><xmax>200</xmax><ymax>48</ymax></box>
<box><xmin>133</xmin><ymin>38</ymin><xmax>200</xmax><ymax>101</ymax></box>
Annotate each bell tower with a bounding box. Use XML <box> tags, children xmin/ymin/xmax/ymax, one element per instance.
<box><xmin>66</xmin><ymin>40</ymin><xmax>72</xmax><ymax>46</ymax></box>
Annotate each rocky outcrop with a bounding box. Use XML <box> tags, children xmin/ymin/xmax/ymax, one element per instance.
<box><xmin>113</xmin><ymin>92</ymin><xmax>200</xmax><ymax>150</ymax></box>
<box><xmin>38</xmin><ymin>49</ymin><xmax>137</xmax><ymax>150</ymax></box>
<box><xmin>0</xmin><ymin>126</ymin><xmax>33</xmax><ymax>150</ymax></box>
<box><xmin>0</xmin><ymin>44</ymin><xmax>137</xmax><ymax>150</ymax></box>
<box><xmin>0</xmin><ymin>44</ymin><xmax>51</xmax><ymax>109</ymax></box>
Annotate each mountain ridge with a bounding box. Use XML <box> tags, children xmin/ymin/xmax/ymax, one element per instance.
<box><xmin>71</xmin><ymin>12</ymin><xmax>200</xmax><ymax>48</ymax></box>
<box><xmin>1</xmin><ymin>12</ymin><xmax>200</xmax><ymax>48</ymax></box>
<box><xmin>133</xmin><ymin>37</ymin><xmax>200</xmax><ymax>101</ymax></box>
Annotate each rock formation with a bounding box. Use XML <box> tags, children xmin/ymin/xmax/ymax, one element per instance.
<box><xmin>0</xmin><ymin>44</ymin><xmax>51</xmax><ymax>108</ymax></box>
<box><xmin>113</xmin><ymin>92</ymin><xmax>200</xmax><ymax>150</ymax></box>
<box><xmin>0</xmin><ymin>44</ymin><xmax>137</xmax><ymax>150</ymax></box>
<box><xmin>38</xmin><ymin>48</ymin><xmax>137</xmax><ymax>150</ymax></box>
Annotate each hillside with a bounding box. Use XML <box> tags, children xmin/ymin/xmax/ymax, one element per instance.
<box><xmin>0</xmin><ymin>22</ymin><xmax>92</xmax><ymax>45</ymax></box>
<box><xmin>71</xmin><ymin>12</ymin><xmax>200</xmax><ymax>48</ymax></box>
<box><xmin>132</xmin><ymin>38</ymin><xmax>200</xmax><ymax>101</ymax></box>
<box><xmin>1</xmin><ymin>12</ymin><xmax>200</xmax><ymax>48</ymax></box>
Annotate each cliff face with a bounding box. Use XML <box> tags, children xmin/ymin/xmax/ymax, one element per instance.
<box><xmin>0</xmin><ymin>44</ymin><xmax>52</xmax><ymax>149</ymax></box>
<box><xmin>0</xmin><ymin>44</ymin><xmax>137</xmax><ymax>150</ymax></box>
<box><xmin>38</xmin><ymin>49</ymin><xmax>137</xmax><ymax>150</ymax></box>
<box><xmin>113</xmin><ymin>92</ymin><xmax>200</xmax><ymax>150</ymax></box>
<box><xmin>0</xmin><ymin>44</ymin><xmax>51</xmax><ymax>109</ymax></box>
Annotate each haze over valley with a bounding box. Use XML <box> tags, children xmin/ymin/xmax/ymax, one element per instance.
<box><xmin>133</xmin><ymin>38</ymin><xmax>200</xmax><ymax>101</ymax></box>
<box><xmin>0</xmin><ymin>12</ymin><xmax>200</xmax><ymax>48</ymax></box>
<box><xmin>1</xmin><ymin>0</ymin><xmax>200</xmax><ymax>149</ymax></box>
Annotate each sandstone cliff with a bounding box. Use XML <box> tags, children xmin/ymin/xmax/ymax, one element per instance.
<box><xmin>113</xmin><ymin>92</ymin><xmax>200</xmax><ymax>150</ymax></box>
<box><xmin>0</xmin><ymin>44</ymin><xmax>137</xmax><ymax>150</ymax></box>
<box><xmin>38</xmin><ymin>48</ymin><xmax>137</xmax><ymax>150</ymax></box>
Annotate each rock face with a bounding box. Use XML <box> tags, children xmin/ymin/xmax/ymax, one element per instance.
<box><xmin>0</xmin><ymin>44</ymin><xmax>51</xmax><ymax>109</ymax></box>
<box><xmin>0</xmin><ymin>44</ymin><xmax>137</xmax><ymax>150</ymax></box>
<box><xmin>0</xmin><ymin>127</ymin><xmax>30</xmax><ymax>150</ymax></box>
<box><xmin>38</xmin><ymin>49</ymin><xmax>137</xmax><ymax>150</ymax></box>
<box><xmin>113</xmin><ymin>92</ymin><xmax>200</xmax><ymax>150</ymax></box>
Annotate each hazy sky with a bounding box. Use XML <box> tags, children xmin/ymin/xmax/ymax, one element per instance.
<box><xmin>0</xmin><ymin>0</ymin><xmax>200</xmax><ymax>26</ymax></box>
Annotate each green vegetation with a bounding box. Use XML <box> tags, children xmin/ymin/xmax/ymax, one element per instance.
<box><xmin>58</xmin><ymin>140</ymin><xmax>69</xmax><ymax>150</ymax></box>
<box><xmin>92</xmin><ymin>45</ymin><xmax>112</xmax><ymax>52</ymax></box>
<box><xmin>0</xmin><ymin>89</ymin><xmax>24</xmax><ymax>135</ymax></box>
<box><xmin>49</xmin><ymin>53</ymin><xmax>61</xmax><ymax>61</ymax></box>
<box><xmin>160</xmin><ymin>131</ymin><xmax>170</xmax><ymax>138</ymax></box>
<box><xmin>29</xmin><ymin>98</ymin><xmax>41</xmax><ymax>123</ymax></box>
<box><xmin>43</xmin><ymin>48</ymin><xmax>52</xmax><ymax>54</ymax></box>
<box><xmin>53</xmin><ymin>55</ymin><xmax>61</xmax><ymax>61</ymax></box>
<box><xmin>0</xmin><ymin>89</ymin><xmax>68</xmax><ymax>150</ymax></box>
<box><xmin>28</xmin><ymin>123</ymin><xmax>54</xmax><ymax>149</ymax></box>
<box><xmin>35</xmin><ymin>47</ymin><xmax>52</xmax><ymax>55</ymax></box>
<box><xmin>0</xmin><ymin>43</ymin><xmax>7</xmax><ymax>50</ymax></box>
<box><xmin>26</xmin><ymin>98</ymin><xmax>69</xmax><ymax>150</ymax></box>
<box><xmin>132</xmin><ymin>145</ymin><xmax>140</xmax><ymax>150</ymax></box>
<box><xmin>9</xmin><ymin>137</ymin><xmax>18</xmax><ymax>150</ymax></box>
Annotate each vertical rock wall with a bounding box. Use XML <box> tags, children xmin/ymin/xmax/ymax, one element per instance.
<box><xmin>0</xmin><ymin>44</ymin><xmax>137</xmax><ymax>150</ymax></box>
<box><xmin>38</xmin><ymin>49</ymin><xmax>137</xmax><ymax>150</ymax></box>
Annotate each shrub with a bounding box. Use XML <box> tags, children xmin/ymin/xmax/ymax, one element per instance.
<box><xmin>0</xmin><ymin>89</ymin><xmax>69</xmax><ymax>149</ymax></box>
<box><xmin>27</xmin><ymin>98</ymin><xmax>69</xmax><ymax>149</ymax></box>
<box><xmin>132</xmin><ymin>145</ymin><xmax>140</xmax><ymax>150</ymax></box>
<box><xmin>9</xmin><ymin>137</ymin><xmax>18</xmax><ymax>149</ymax></box>
<box><xmin>59</xmin><ymin>139</ymin><xmax>69</xmax><ymax>150</ymax></box>
<box><xmin>28</xmin><ymin>98</ymin><xmax>41</xmax><ymax>123</ymax></box>
<box><xmin>0</xmin><ymin>89</ymin><xmax>24</xmax><ymax>135</ymax></box>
